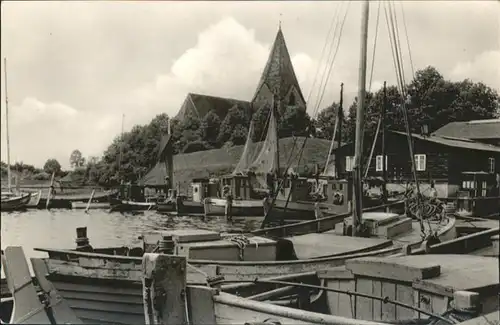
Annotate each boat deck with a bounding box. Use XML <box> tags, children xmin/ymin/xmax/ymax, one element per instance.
<box><xmin>286</xmin><ymin>231</ymin><xmax>392</xmax><ymax>259</ymax></box>
<box><xmin>408</xmin><ymin>254</ymin><xmax>499</xmax><ymax>292</ymax></box>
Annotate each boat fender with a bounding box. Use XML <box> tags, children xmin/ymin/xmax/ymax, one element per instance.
<box><xmin>332</xmin><ymin>192</ymin><xmax>344</xmax><ymax>205</ymax></box>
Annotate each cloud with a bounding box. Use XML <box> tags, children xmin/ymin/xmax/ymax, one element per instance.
<box><xmin>1</xmin><ymin>98</ymin><xmax>119</xmax><ymax>169</ymax></box>
<box><xmin>450</xmin><ymin>50</ymin><xmax>500</xmax><ymax>90</ymax></box>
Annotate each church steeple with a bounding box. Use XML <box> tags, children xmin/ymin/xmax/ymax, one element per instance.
<box><xmin>251</xmin><ymin>25</ymin><xmax>306</xmax><ymax>112</ymax></box>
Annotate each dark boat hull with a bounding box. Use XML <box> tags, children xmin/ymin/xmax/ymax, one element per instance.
<box><xmin>156</xmin><ymin>200</ymin><xmax>205</xmax><ymax>214</ymax></box>
<box><xmin>0</xmin><ymin>193</ymin><xmax>31</xmax><ymax>211</ymax></box>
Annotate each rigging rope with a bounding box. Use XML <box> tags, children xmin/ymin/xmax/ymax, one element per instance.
<box><xmin>398</xmin><ymin>1</ymin><xmax>415</xmax><ymax>79</ymax></box>
<box><xmin>260</xmin><ymin>1</ymin><xmax>351</xmax><ymax>228</ymax></box>
<box><xmin>368</xmin><ymin>0</ymin><xmax>382</xmax><ymax>93</ymax></box>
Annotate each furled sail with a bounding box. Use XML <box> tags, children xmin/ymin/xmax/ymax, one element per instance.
<box><xmin>248</xmin><ymin>105</ymin><xmax>279</xmax><ymax>189</ymax></box>
<box><xmin>232</xmin><ymin>120</ymin><xmax>255</xmax><ymax>175</ymax></box>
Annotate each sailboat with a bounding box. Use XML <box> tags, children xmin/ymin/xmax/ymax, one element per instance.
<box><xmin>202</xmin><ymin>102</ymin><xmax>278</xmax><ymax>218</ymax></box>
<box><xmin>109</xmin><ymin>116</ymin><xmax>170</xmax><ymax>212</ymax></box>
<box><xmin>1</xmin><ymin>58</ymin><xmax>31</xmax><ymax>212</ymax></box>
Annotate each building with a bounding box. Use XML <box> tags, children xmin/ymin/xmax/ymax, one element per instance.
<box><xmin>175</xmin><ymin>26</ymin><xmax>306</xmax><ymax>122</ymax></box>
<box><xmin>432</xmin><ymin>119</ymin><xmax>500</xmax><ymax>146</ymax></box>
<box><xmin>332</xmin><ymin>129</ymin><xmax>500</xmax><ymax>198</ymax></box>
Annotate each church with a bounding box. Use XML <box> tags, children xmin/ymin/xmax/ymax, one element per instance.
<box><xmin>175</xmin><ymin>26</ymin><xmax>307</xmax><ymax>123</ymax></box>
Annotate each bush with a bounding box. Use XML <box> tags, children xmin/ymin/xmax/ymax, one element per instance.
<box><xmin>33</xmin><ymin>172</ymin><xmax>51</xmax><ymax>180</ymax></box>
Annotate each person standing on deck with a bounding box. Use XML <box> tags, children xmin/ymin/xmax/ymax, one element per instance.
<box><xmin>266</xmin><ymin>172</ymin><xmax>274</xmax><ymax>197</ymax></box>
<box><xmin>225</xmin><ymin>191</ymin><xmax>233</xmax><ymax>221</ymax></box>
<box><xmin>429</xmin><ymin>181</ymin><xmax>438</xmax><ymax>200</ymax></box>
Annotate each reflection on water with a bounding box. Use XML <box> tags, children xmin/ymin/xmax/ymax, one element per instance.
<box><xmin>1</xmin><ymin>209</ymin><xmax>262</xmax><ymax>277</ymax></box>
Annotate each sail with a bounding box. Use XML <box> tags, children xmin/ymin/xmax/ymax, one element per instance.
<box><xmin>248</xmin><ymin>106</ymin><xmax>279</xmax><ymax>188</ymax></box>
<box><xmin>232</xmin><ymin>120</ymin><xmax>255</xmax><ymax>175</ymax></box>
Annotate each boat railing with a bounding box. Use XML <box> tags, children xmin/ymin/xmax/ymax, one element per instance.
<box><xmin>252</xmin><ymin>200</ymin><xmax>405</xmax><ymax>237</ymax></box>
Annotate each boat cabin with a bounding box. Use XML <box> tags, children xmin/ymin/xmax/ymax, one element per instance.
<box><xmin>217</xmin><ymin>174</ymin><xmax>256</xmax><ymax>200</ymax></box>
<box><xmin>119</xmin><ymin>183</ymin><xmax>146</xmax><ymax>202</ymax></box>
<box><xmin>456</xmin><ymin>171</ymin><xmax>500</xmax><ymax>217</ymax></box>
<box><xmin>190</xmin><ymin>178</ymin><xmax>210</xmax><ymax>203</ymax></box>
<box><xmin>279</xmin><ymin>176</ymin><xmax>352</xmax><ymax>207</ymax></box>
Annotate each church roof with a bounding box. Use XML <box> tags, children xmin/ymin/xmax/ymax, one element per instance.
<box><xmin>175</xmin><ymin>93</ymin><xmax>251</xmax><ymax>121</ymax></box>
<box><xmin>252</xmin><ymin>27</ymin><xmax>306</xmax><ymax>104</ymax></box>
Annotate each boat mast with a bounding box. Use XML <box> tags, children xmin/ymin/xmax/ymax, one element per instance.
<box><xmin>4</xmin><ymin>58</ymin><xmax>12</xmax><ymax>192</ymax></box>
<box><xmin>336</xmin><ymin>83</ymin><xmax>344</xmax><ymax>178</ymax></box>
<box><xmin>274</xmin><ymin>94</ymin><xmax>281</xmax><ymax>179</ymax></box>
<box><xmin>382</xmin><ymin>81</ymin><xmax>388</xmax><ymax>205</ymax></box>
<box><xmin>352</xmin><ymin>0</ymin><xmax>370</xmax><ymax>237</ymax></box>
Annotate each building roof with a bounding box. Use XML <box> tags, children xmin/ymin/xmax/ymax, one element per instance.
<box><xmin>175</xmin><ymin>93</ymin><xmax>251</xmax><ymax>121</ymax></box>
<box><xmin>391</xmin><ymin>130</ymin><xmax>500</xmax><ymax>153</ymax></box>
<box><xmin>432</xmin><ymin>119</ymin><xmax>500</xmax><ymax>140</ymax></box>
<box><xmin>251</xmin><ymin>27</ymin><xmax>306</xmax><ymax>104</ymax></box>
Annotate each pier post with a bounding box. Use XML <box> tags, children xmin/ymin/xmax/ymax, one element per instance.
<box><xmin>142</xmin><ymin>253</ymin><xmax>188</xmax><ymax>325</ymax></box>
<box><xmin>75</xmin><ymin>227</ymin><xmax>93</xmax><ymax>252</ymax></box>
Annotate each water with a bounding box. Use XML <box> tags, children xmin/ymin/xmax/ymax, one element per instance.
<box><xmin>1</xmin><ymin>209</ymin><xmax>263</xmax><ymax>277</ymax></box>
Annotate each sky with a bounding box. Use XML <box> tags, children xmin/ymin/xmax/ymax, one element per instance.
<box><xmin>1</xmin><ymin>1</ymin><xmax>499</xmax><ymax>169</ymax></box>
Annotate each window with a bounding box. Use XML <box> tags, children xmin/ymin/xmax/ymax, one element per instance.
<box><xmin>375</xmin><ymin>155</ymin><xmax>388</xmax><ymax>172</ymax></box>
<box><xmin>481</xmin><ymin>181</ymin><xmax>487</xmax><ymax>197</ymax></box>
<box><xmin>345</xmin><ymin>156</ymin><xmax>354</xmax><ymax>172</ymax></box>
<box><xmin>488</xmin><ymin>158</ymin><xmax>495</xmax><ymax>173</ymax></box>
<box><xmin>414</xmin><ymin>154</ymin><xmax>426</xmax><ymax>172</ymax></box>
<box><xmin>289</xmin><ymin>92</ymin><xmax>296</xmax><ymax>106</ymax></box>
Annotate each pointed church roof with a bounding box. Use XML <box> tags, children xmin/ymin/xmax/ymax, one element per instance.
<box><xmin>252</xmin><ymin>27</ymin><xmax>306</xmax><ymax>104</ymax></box>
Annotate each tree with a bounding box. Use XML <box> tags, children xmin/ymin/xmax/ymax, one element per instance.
<box><xmin>182</xmin><ymin>140</ymin><xmax>213</xmax><ymax>153</ymax></box>
<box><xmin>43</xmin><ymin>159</ymin><xmax>62</xmax><ymax>175</ymax></box>
<box><xmin>200</xmin><ymin>111</ymin><xmax>221</xmax><ymax>147</ymax></box>
<box><xmin>229</xmin><ymin>124</ymin><xmax>249</xmax><ymax>146</ymax></box>
<box><xmin>217</xmin><ymin>105</ymin><xmax>248</xmax><ymax>145</ymax></box>
<box><xmin>70</xmin><ymin>150</ymin><xmax>85</xmax><ymax>168</ymax></box>
<box><xmin>278</xmin><ymin>106</ymin><xmax>311</xmax><ymax>138</ymax></box>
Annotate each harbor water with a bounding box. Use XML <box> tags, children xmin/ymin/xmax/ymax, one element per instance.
<box><xmin>1</xmin><ymin>209</ymin><xmax>263</xmax><ymax>277</ymax></box>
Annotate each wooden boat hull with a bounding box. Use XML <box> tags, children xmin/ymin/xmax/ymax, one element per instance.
<box><xmin>110</xmin><ymin>198</ymin><xmax>156</xmax><ymax>212</ymax></box>
<box><xmin>0</xmin><ymin>192</ymin><xmax>31</xmax><ymax>211</ymax></box>
<box><xmin>156</xmin><ymin>200</ymin><xmax>205</xmax><ymax>214</ymax></box>
<box><xmin>36</xmin><ymin>190</ymin><xmax>118</xmax><ymax>209</ymax></box>
<box><xmin>178</xmin><ymin>200</ymin><xmax>204</xmax><ymax>214</ymax></box>
<box><xmin>204</xmin><ymin>197</ymin><xmax>264</xmax><ymax>217</ymax></box>
<box><xmin>35</xmin><ymin>245</ymin><xmax>398</xmax><ymax>325</ymax></box>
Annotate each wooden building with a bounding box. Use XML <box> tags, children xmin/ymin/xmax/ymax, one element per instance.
<box><xmin>332</xmin><ymin>130</ymin><xmax>500</xmax><ymax>198</ymax></box>
<box><xmin>432</xmin><ymin>119</ymin><xmax>500</xmax><ymax>146</ymax></box>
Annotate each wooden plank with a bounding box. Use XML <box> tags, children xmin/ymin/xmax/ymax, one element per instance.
<box><xmin>325</xmin><ymin>279</ymin><xmax>340</xmax><ymax>315</ymax></box>
<box><xmin>381</xmin><ymin>281</ymin><xmax>396</xmax><ymax>321</ymax></box>
<box><xmin>142</xmin><ymin>253</ymin><xmax>188</xmax><ymax>325</ymax></box>
<box><xmin>372</xmin><ymin>280</ymin><xmax>382</xmax><ymax>321</ymax></box>
<box><xmin>187</xmin><ymin>286</ymin><xmax>216</xmax><ymax>324</ymax></box>
<box><xmin>337</xmin><ymin>279</ymin><xmax>355</xmax><ymax>318</ymax></box>
<box><xmin>395</xmin><ymin>283</ymin><xmax>414</xmax><ymax>320</ymax></box>
<box><xmin>30</xmin><ymin>258</ymin><xmax>83</xmax><ymax>324</ymax></box>
<box><xmin>345</xmin><ymin>256</ymin><xmax>441</xmax><ymax>282</ymax></box>
<box><xmin>355</xmin><ymin>278</ymin><xmax>373</xmax><ymax>320</ymax></box>
<box><xmin>2</xmin><ymin>247</ymin><xmax>52</xmax><ymax>324</ymax></box>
